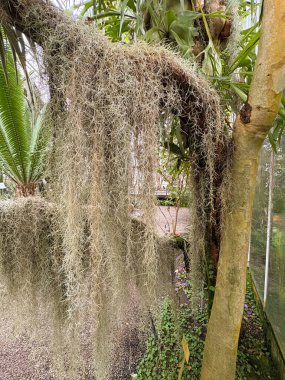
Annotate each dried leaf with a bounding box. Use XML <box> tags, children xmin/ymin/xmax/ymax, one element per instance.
<box><xmin>181</xmin><ymin>335</ymin><xmax>190</xmax><ymax>363</ymax></box>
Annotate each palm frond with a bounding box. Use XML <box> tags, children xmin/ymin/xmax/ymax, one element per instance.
<box><xmin>28</xmin><ymin>105</ymin><xmax>48</xmax><ymax>182</ymax></box>
<box><xmin>0</xmin><ymin>47</ymin><xmax>48</xmax><ymax>186</ymax></box>
<box><xmin>0</xmin><ymin>50</ymin><xmax>30</xmax><ymax>183</ymax></box>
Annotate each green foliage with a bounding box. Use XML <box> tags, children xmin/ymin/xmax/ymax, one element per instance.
<box><xmin>142</xmin><ymin>3</ymin><xmax>200</xmax><ymax>59</ymax></box>
<box><xmin>67</xmin><ymin>0</ymin><xmax>285</xmax><ymax>156</ymax></box>
<box><xmin>0</xmin><ymin>47</ymin><xmax>48</xmax><ymax>188</ymax></box>
<box><xmin>158</xmin><ymin>116</ymin><xmax>190</xmax><ymax>209</ymax></box>
<box><xmin>137</xmin><ymin>301</ymin><xmax>206</xmax><ymax>379</ymax></box>
<box><xmin>74</xmin><ymin>0</ymin><xmax>285</xmax><ymax>167</ymax></box>
<box><xmin>178</xmin><ymin>309</ymin><xmax>206</xmax><ymax>378</ymax></box>
<box><xmin>236</xmin><ymin>274</ymin><xmax>276</xmax><ymax>380</ymax></box>
<box><xmin>75</xmin><ymin>0</ymin><xmax>285</xmax><ymax>157</ymax></box>
<box><xmin>210</xmin><ymin>21</ymin><xmax>261</xmax><ymax>111</ymax></box>
<box><xmin>158</xmin><ymin>147</ymin><xmax>190</xmax><ymax>209</ymax></box>
<box><xmin>269</xmin><ymin>95</ymin><xmax>285</xmax><ymax>151</ymax></box>
<box><xmin>0</xmin><ymin>26</ymin><xmax>30</xmax><ymax>84</ymax></box>
<box><xmin>137</xmin><ymin>276</ymin><xmax>276</xmax><ymax>379</ymax></box>
<box><xmin>137</xmin><ymin>300</ymin><xmax>181</xmax><ymax>380</ymax></box>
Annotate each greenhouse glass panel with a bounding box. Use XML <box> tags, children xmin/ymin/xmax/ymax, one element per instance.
<box><xmin>250</xmin><ymin>142</ymin><xmax>271</xmax><ymax>299</ymax></box>
<box><xmin>266</xmin><ymin>136</ymin><xmax>285</xmax><ymax>357</ymax></box>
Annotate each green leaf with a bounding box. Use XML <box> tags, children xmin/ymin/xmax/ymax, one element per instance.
<box><xmin>170</xmin><ymin>11</ymin><xmax>199</xmax><ymax>44</ymax></box>
<box><xmin>28</xmin><ymin>105</ymin><xmax>48</xmax><ymax>182</ymax></box>
<box><xmin>119</xmin><ymin>0</ymin><xmax>130</xmax><ymax>39</ymax></box>
<box><xmin>164</xmin><ymin>141</ymin><xmax>183</xmax><ymax>156</ymax></box>
<box><xmin>164</xmin><ymin>10</ymin><xmax>176</xmax><ymax>28</ymax></box>
<box><xmin>169</xmin><ymin>11</ymin><xmax>199</xmax><ymax>56</ymax></box>
<box><xmin>0</xmin><ymin>50</ymin><xmax>29</xmax><ymax>183</ymax></box>
<box><xmin>268</xmin><ymin>132</ymin><xmax>277</xmax><ymax>154</ymax></box>
<box><xmin>230</xmin><ymin>83</ymin><xmax>248</xmax><ymax>102</ymax></box>
<box><xmin>228</xmin><ymin>29</ymin><xmax>261</xmax><ymax>74</ymax></box>
<box><xmin>0</xmin><ymin>44</ymin><xmax>48</xmax><ymax>185</ymax></box>
<box><xmin>0</xmin><ymin>28</ymin><xmax>8</xmax><ymax>84</ymax></box>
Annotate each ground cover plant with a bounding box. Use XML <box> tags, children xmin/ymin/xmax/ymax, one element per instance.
<box><xmin>137</xmin><ymin>275</ymin><xmax>277</xmax><ymax>379</ymax></box>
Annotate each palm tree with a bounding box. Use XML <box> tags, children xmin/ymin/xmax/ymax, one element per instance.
<box><xmin>0</xmin><ymin>48</ymin><xmax>48</xmax><ymax>196</ymax></box>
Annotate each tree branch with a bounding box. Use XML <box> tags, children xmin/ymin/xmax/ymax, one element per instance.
<box><xmin>241</xmin><ymin>0</ymin><xmax>285</xmax><ymax>133</ymax></box>
<box><xmin>0</xmin><ymin>0</ymin><xmax>73</xmax><ymax>46</ymax></box>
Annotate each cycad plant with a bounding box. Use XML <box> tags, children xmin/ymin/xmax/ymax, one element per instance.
<box><xmin>0</xmin><ymin>49</ymin><xmax>48</xmax><ymax>196</ymax></box>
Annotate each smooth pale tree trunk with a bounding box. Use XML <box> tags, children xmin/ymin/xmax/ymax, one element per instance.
<box><xmin>201</xmin><ymin>1</ymin><xmax>285</xmax><ymax>378</ymax></box>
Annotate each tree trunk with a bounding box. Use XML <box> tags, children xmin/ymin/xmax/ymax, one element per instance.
<box><xmin>16</xmin><ymin>183</ymin><xmax>37</xmax><ymax>196</ymax></box>
<box><xmin>201</xmin><ymin>1</ymin><xmax>285</xmax><ymax>378</ymax></box>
